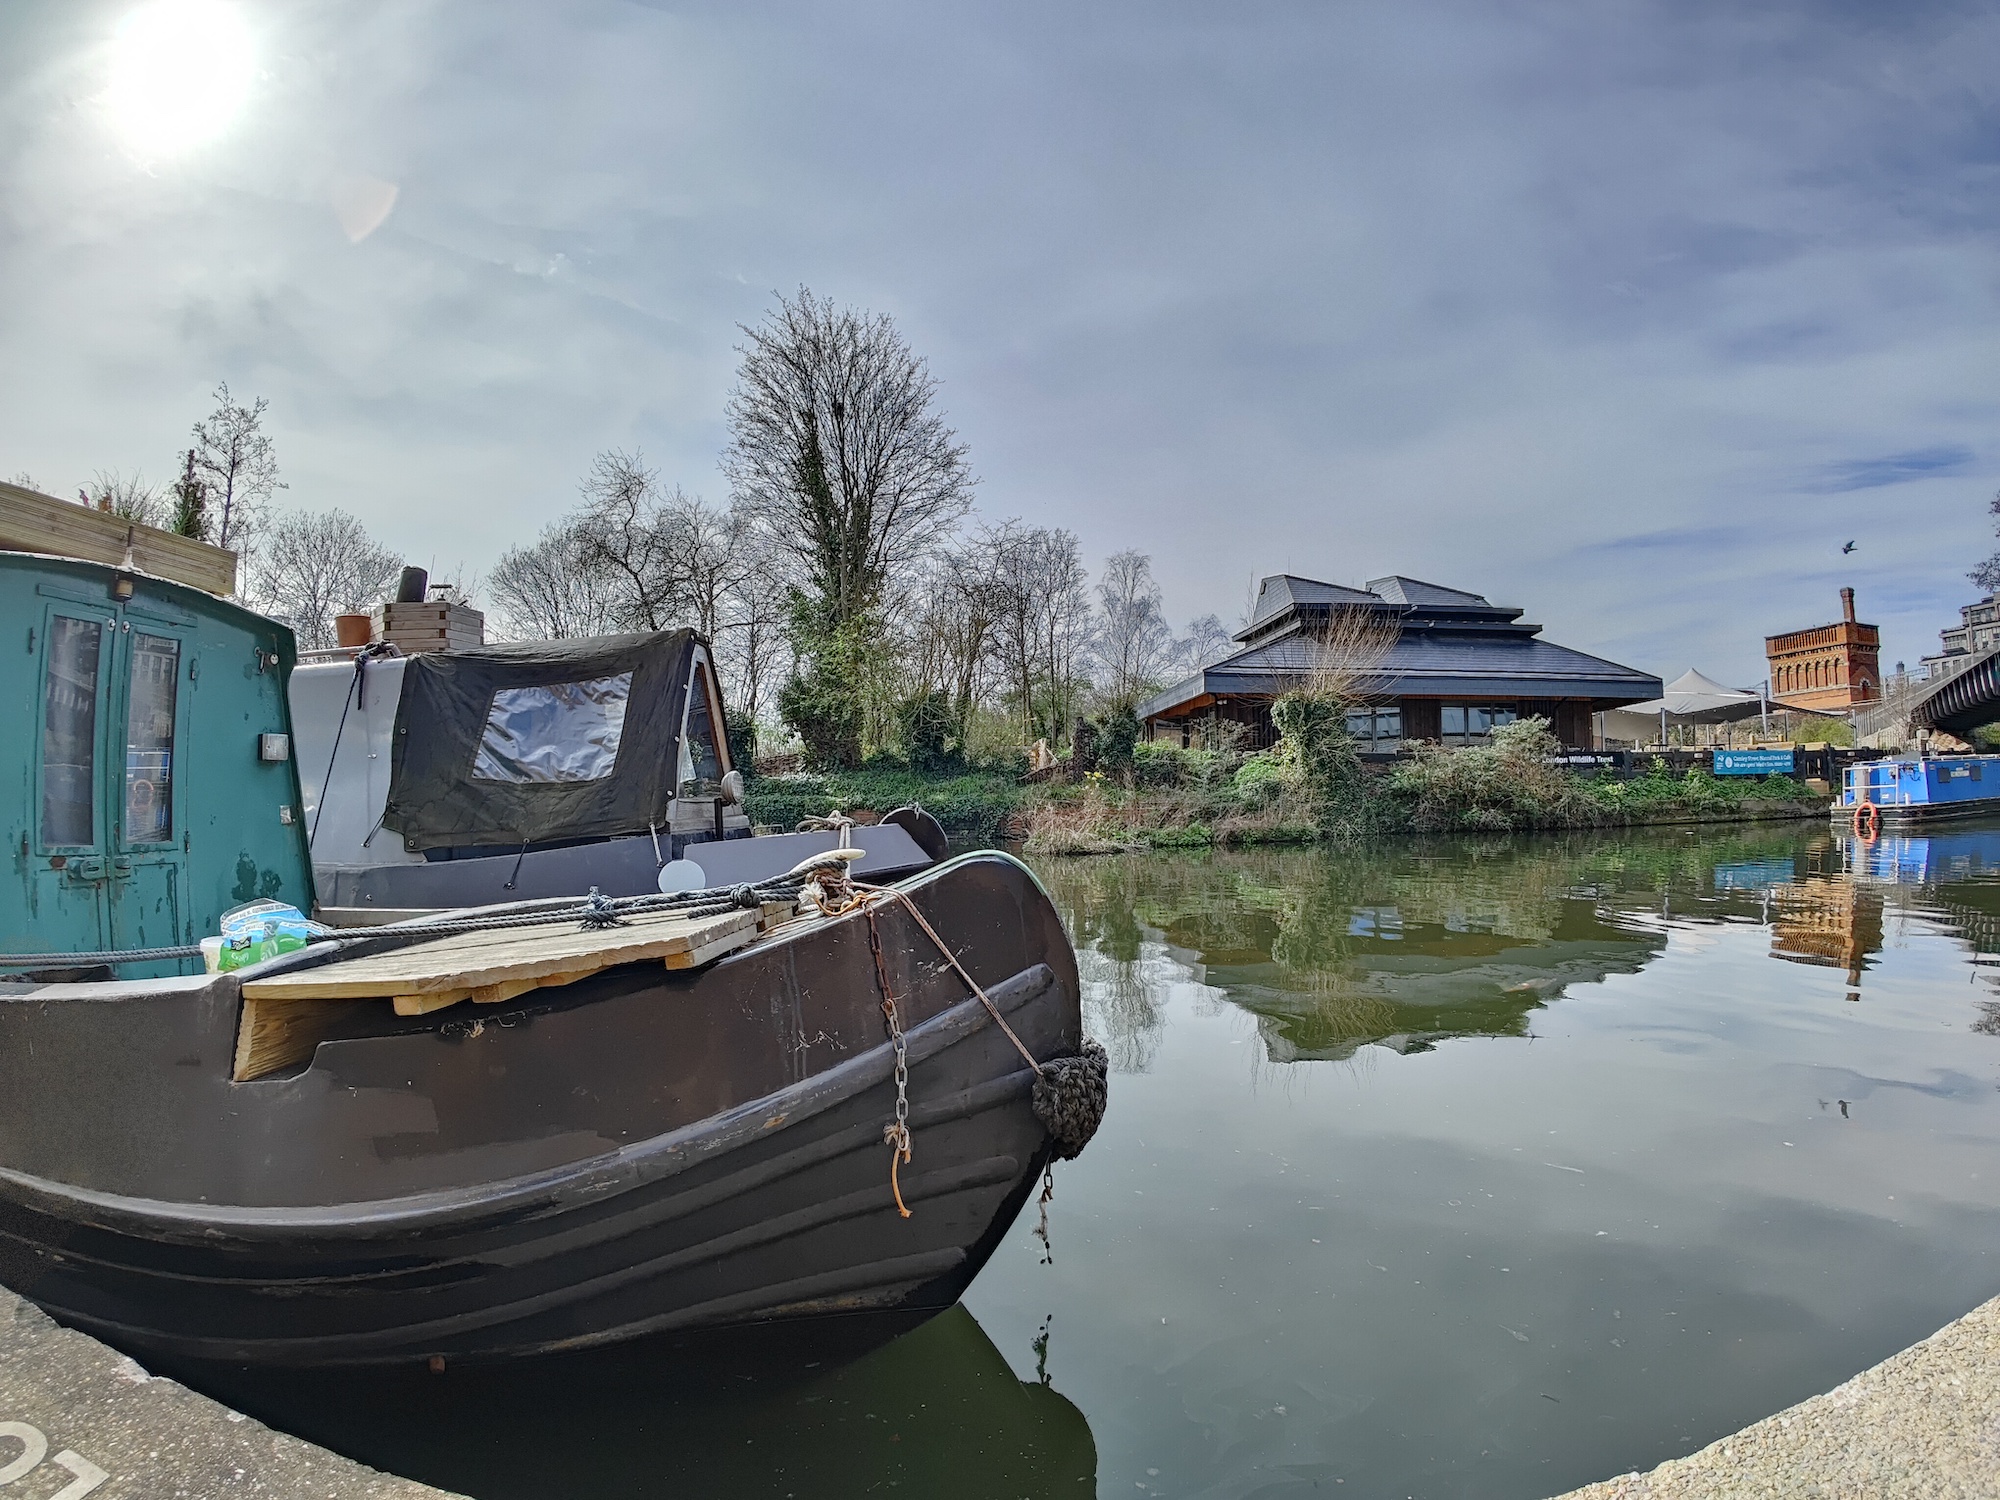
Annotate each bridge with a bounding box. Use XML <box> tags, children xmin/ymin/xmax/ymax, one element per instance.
<box><xmin>1851</xmin><ymin>646</ymin><xmax>2000</xmax><ymax>743</ymax></box>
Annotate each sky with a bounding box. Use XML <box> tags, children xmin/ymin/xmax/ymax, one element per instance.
<box><xmin>2</xmin><ymin>0</ymin><xmax>1997</xmax><ymax>687</ymax></box>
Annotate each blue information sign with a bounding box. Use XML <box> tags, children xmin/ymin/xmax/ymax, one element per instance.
<box><xmin>1713</xmin><ymin>748</ymin><xmax>1795</xmax><ymax>776</ymax></box>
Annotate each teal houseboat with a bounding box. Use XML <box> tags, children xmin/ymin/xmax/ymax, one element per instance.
<box><xmin>1</xmin><ymin>491</ymin><xmax>311</xmax><ymax>978</ymax></box>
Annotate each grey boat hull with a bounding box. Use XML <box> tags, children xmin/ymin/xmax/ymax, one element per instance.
<box><xmin>0</xmin><ymin>853</ymin><xmax>1082</xmax><ymax>1367</ymax></box>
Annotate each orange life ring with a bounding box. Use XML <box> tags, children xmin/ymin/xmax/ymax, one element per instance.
<box><xmin>1852</xmin><ymin>800</ymin><xmax>1880</xmax><ymax>842</ymax></box>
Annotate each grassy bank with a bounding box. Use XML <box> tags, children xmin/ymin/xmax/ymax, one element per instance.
<box><xmin>743</xmin><ymin>720</ymin><xmax>1830</xmax><ymax>857</ymax></box>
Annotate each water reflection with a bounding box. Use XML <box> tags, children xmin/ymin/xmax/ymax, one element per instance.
<box><xmin>1037</xmin><ymin>827</ymin><xmax>1935</xmax><ymax>1066</ymax></box>
<box><xmin>171</xmin><ymin>823</ymin><xmax>2000</xmax><ymax>1500</ymax></box>
<box><xmin>973</xmin><ymin>822</ymin><xmax>2000</xmax><ymax>1498</ymax></box>
<box><xmin>177</xmin><ymin>1304</ymin><xmax>1094</xmax><ymax>1499</ymax></box>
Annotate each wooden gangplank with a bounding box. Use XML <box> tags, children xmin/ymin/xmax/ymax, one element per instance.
<box><xmin>234</xmin><ymin>903</ymin><xmax>790</xmax><ymax>1081</ymax></box>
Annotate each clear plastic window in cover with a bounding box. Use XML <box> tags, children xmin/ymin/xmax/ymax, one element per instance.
<box><xmin>472</xmin><ymin>672</ymin><xmax>633</xmax><ymax>783</ymax></box>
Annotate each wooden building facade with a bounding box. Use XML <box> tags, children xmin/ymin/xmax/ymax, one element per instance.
<box><xmin>1139</xmin><ymin>574</ymin><xmax>1661</xmax><ymax>753</ymax></box>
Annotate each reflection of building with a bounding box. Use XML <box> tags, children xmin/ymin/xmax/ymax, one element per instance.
<box><xmin>1766</xmin><ymin>586</ymin><xmax>1881</xmax><ymax>710</ymax></box>
<box><xmin>1768</xmin><ymin>877</ymin><xmax>1884</xmax><ymax>989</ymax></box>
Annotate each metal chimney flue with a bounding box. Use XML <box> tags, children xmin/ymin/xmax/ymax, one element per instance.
<box><xmin>1840</xmin><ymin>586</ymin><xmax>1856</xmax><ymax>624</ymax></box>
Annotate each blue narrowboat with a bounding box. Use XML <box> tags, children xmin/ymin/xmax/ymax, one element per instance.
<box><xmin>1835</xmin><ymin>754</ymin><xmax>2000</xmax><ymax>829</ymax></box>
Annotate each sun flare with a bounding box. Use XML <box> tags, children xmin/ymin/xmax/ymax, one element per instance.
<box><xmin>107</xmin><ymin>0</ymin><xmax>254</xmax><ymax>156</ymax></box>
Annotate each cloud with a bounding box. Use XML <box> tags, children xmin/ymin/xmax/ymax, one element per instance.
<box><xmin>1810</xmin><ymin>446</ymin><xmax>1975</xmax><ymax>492</ymax></box>
<box><xmin>1</xmin><ymin>0</ymin><xmax>1997</xmax><ymax>687</ymax></box>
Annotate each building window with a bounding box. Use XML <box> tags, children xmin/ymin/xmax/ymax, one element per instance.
<box><xmin>1345</xmin><ymin>706</ymin><xmax>1402</xmax><ymax>749</ymax></box>
<box><xmin>1440</xmin><ymin>704</ymin><xmax>1515</xmax><ymax>746</ymax></box>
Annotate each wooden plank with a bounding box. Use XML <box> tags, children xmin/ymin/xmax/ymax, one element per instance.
<box><xmin>387</xmin><ymin>964</ymin><xmax>600</xmax><ymax>1017</ymax></box>
<box><xmin>0</xmin><ymin>482</ymin><xmax>237</xmax><ymax>596</ymax></box>
<box><xmin>663</xmin><ymin>927</ymin><xmax>764</xmax><ymax>970</ymax></box>
<box><xmin>232</xmin><ymin>997</ymin><xmax>353</xmax><ymax>1082</ymax></box>
<box><xmin>390</xmin><ymin>990</ymin><xmax>472</xmax><ymax>1017</ymax></box>
<box><xmin>242</xmin><ymin>906</ymin><xmax>761</xmax><ymax>1002</ymax></box>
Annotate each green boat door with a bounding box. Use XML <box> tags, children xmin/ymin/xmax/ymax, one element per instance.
<box><xmin>31</xmin><ymin>600</ymin><xmax>194</xmax><ymax>967</ymax></box>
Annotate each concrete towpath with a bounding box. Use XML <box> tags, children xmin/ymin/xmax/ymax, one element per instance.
<box><xmin>1552</xmin><ymin>1293</ymin><xmax>2000</xmax><ymax>1499</ymax></box>
<box><xmin>0</xmin><ymin>1285</ymin><xmax>459</xmax><ymax>1499</ymax></box>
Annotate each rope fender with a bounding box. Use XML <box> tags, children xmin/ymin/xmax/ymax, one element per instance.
<box><xmin>1030</xmin><ymin>1039</ymin><xmax>1110</xmax><ymax>1161</ymax></box>
<box><xmin>808</xmin><ymin>858</ymin><xmax>1112</xmax><ymax>1210</ymax></box>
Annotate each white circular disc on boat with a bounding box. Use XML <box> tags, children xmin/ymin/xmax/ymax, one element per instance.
<box><xmin>658</xmin><ymin>859</ymin><xmax>707</xmax><ymax>893</ymax></box>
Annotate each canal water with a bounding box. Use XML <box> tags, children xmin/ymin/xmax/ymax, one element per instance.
<box><xmin>203</xmin><ymin>821</ymin><xmax>2000</xmax><ymax>1499</ymax></box>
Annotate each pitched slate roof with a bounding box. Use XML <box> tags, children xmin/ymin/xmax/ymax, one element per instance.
<box><xmin>1364</xmin><ymin>575</ymin><xmax>1492</xmax><ymax>608</ymax></box>
<box><xmin>1244</xmin><ymin>574</ymin><xmax>1382</xmax><ymax>630</ymax></box>
<box><xmin>1142</xmin><ymin>570</ymin><xmax>1660</xmax><ymax>720</ymax></box>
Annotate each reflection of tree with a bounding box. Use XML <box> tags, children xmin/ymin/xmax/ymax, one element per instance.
<box><xmin>1030</xmin><ymin>824</ymin><xmax>1853</xmax><ymax>1067</ymax></box>
<box><xmin>1035</xmin><ymin>855</ymin><xmax>1170</xmax><ymax>1072</ymax></box>
<box><xmin>1077</xmin><ymin>947</ymin><xmax>1165</xmax><ymax>1073</ymax></box>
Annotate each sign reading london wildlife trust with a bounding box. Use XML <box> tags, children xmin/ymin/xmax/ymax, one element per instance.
<box><xmin>1713</xmin><ymin>748</ymin><xmax>1796</xmax><ymax>776</ymax></box>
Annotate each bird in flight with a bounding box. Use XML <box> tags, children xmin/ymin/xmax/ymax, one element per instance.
<box><xmin>1841</xmin><ymin>540</ymin><xmax>1857</xmax><ymax>554</ymax></box>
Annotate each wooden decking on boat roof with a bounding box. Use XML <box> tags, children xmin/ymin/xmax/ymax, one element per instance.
<box><xmin>233</xmin><ymin>902</ymin><xmax>793</xmax><ymax>1082</ymax></box>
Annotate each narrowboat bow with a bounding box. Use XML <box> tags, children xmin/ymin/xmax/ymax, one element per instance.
<box><xmin>0</xmin><ymin>519</ymin><xmax>1104</xmax><ymax>1368</ymax></box>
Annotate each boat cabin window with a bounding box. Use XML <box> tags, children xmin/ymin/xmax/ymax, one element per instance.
<box><xmin>472</xmin><ymin>672</ymin><xmax>633</xmax><ymax>784</ymax></box>
<box><xmin>124</xmin><ymin>632</ymin><xmax>180</xmax><ymax>843</ymax></box>
<box><xmin>42</xmin><ymin>615</ymin><xmax>103</xmax><ymax>847</ymax></box>
<box><xmin>682</xmin><ymin>660</ymin><xmax>724</xmax><ymax>788</ymax></box>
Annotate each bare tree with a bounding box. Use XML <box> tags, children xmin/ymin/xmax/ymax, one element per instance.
<box><xmin>989</xmin><ymin>523</ymin><xmax>1094</xmax><ymax>743</ymax></box>
<box><xmin>1179</xmin><ymin>613</ymin><xmax>1236</xmax><ymax>671</ymax></box>
<box><xmin>1294</xmin><ymin>603</ymin><xmax>1402</xmax><ymax>705</ymax></box>
<box><xmin>723</xmin><ymin>288</ymin><xmax>975</xmax><ymax>630</ymax></box>
<box><xmin>568</xmin><ymin>449</ymin><xmax>685</xmax><ymax>630</ymax></box>
<box><xmin>1971</xmin><ymin>489</ymin><xmax>2000</xmax><ymax>593</ymax></box>
<box><xmin>1037</xmin><ymin>532</ymin><xmax>1095</xmax><ymax>742</ymax></box>
<box><xmin>489</xmin><ymin>517</ymin><xmax>623</xmax><ymax>641</ymax></box>
<box><xmin>715</xmin><ymin>539</ymin><xmax>791</xmax><ymax>722</ymax></box>
<box><xmin>662</xmin><ymin>492</ymin><xmax>757</xmax><ymax>643</ymax></box>
<box><xmin>83</xmin><ymin>470</ymin><xmax>166</xmax><ymax>528</ymax></box>
<box><xmin>1095</xmin><ymin>550</ymin><xmax>1176</xmax><ymax>708</ymax></box>
<box><xmin>246</xmin><ymin>509</ymin><xmax>400</xmax><ymax>650</ymax></box>
<box><xmin>904</xmin><ymin>530</ymin><xmax>1014</xmax><ymax>731</ymax></box>
<box><xmin>190</xmin><ymin>382</ymin><xmax>286</xmax><ymax>551</ymax></box>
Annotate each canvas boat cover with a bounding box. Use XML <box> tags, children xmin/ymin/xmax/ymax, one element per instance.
<box><xmin>382</xmin><ymin>629</ymin><xmax>698</xmax><ymax>852</ymax></box>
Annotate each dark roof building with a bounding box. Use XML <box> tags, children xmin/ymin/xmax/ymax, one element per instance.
<box><xmin>1139</xmin><ymin>573</ymin><xmax>1661</xmax><ymax>752</ymax></box>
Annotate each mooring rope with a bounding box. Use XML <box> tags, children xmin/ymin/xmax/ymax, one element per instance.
<box><xmin>799</xmin><ymin>858</ymin><xmax>1110</xmax><ymax>1221</ymax></box>
<box><xmin>0</xmin><ymin>942</ymin><xmax>208</xmax><ymax>968</ymax></box>
<box><xmin>0</xmin><ymin>873</ymin><xmax>810</xmax><ymax>972</ymax></box>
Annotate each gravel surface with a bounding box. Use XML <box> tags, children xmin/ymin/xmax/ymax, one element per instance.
<box><xmin>0</xmin><ymin>1285</ymin><xmax>458</xmax><ymax>1499</ymax></box>
<box><xmin>1553</xmin><ymin>1294</ymin><xmax>2000</xmax><ymax>1499</ymax></box>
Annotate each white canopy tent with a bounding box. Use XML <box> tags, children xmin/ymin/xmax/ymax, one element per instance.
<box><xmin>1599</xmin><ymin>668</ymin><xmax>1768</xmax><ymax>747</ymax></box>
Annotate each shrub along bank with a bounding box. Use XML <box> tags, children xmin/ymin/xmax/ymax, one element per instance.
<box><xmin>1023</xmin><ymin>717</ymin><xmax>1826</xmax><ymax>855</ymax></box>
<box><xmin>742</xmin><ymin>717</ymin><xmax>1827</xmax><ymax>856</ymax></box>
